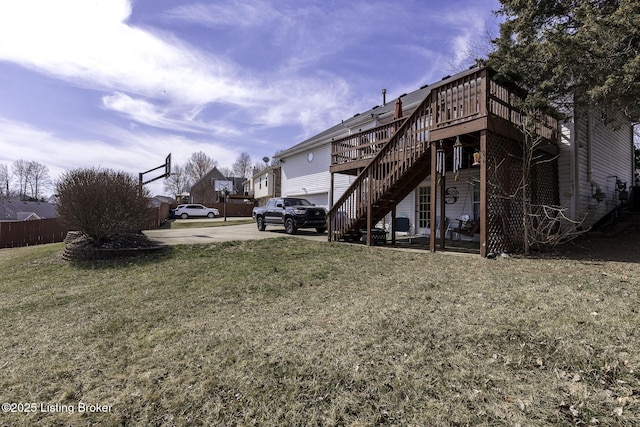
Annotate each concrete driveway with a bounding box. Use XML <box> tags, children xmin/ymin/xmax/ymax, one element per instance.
<box><xmin>144</xmin><ymin>218</ymin><xmax>328</xmax><ymax>246</ymax></box>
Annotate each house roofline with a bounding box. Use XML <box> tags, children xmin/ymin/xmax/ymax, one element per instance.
<box><xmin>276</xmin><ymin>90</ymin><xmax>431</xmax><ymax>159</ymax></box>
<box><xmin>190</xmin><ymin>166</ymin><xmax>226</xmax><ymax>189</ymax></box>
<box><xmin>273</xmin><ymin>67</ymin><xmax>488</xmax><ymax>160</ymax></box>
<box><xmin>250</xmin><ymin>164</ymin><xmax>281</xmax><ymax>180</ymax></box>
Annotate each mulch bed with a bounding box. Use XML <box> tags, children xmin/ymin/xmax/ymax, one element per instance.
<box><xmin>63</xmin><ymin>232</ymin><xmax>166</xmax><ymax>261</ymax></box>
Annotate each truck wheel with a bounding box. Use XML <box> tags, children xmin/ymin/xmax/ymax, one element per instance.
<box><xmin>316</xmin><ymin>227</ymin><xmax>327</xmax><ymax>233</ymax></box>
<box><xmin>285</xmin><ymin>218</ymin><xmax>297</xmax><ymax>234</ymax></box>
<box><xmin>257</xmin><ymin>217</ymin><xmax>266</xmax><ymax>231</ymax></box>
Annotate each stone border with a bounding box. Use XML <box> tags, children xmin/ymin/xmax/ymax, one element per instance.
<box><xmin>62</xmin><ymin>232</ymin><xmax>167</xmax><ymax>261</ymax></box>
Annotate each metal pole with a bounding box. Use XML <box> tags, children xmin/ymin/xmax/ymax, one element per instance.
<box><xmin>224</xmin><ymin>190</ymin><xmax>228</xmax><ymax>221</ymax></box>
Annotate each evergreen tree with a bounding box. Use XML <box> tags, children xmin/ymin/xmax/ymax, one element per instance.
<box><xmin>489</xmin><ymin>0</ymin><xmax>640</xmax><ymax>120</ymax></box>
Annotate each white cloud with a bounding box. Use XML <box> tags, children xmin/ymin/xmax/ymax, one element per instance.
<box><xmin>0</xmin><ymin>1</ymin><xmax>253</xmax><ymax>105</ymax></box>
<box><xmin>165</xmin><ymin>0</ymin><xmax>280</xmax><ymax>29</ymax></box>
<box><xmin>0</xmin><ymin>0</ymin><xmax>358</xmax><ymax>137</ymax></box>
<box><xmin>0</xmin><ymin>117</ymin><xmax>238</xmax><ymax>195</ymax></box>
<box><xmin>101</xmin><ymin>92</ymin><xmax>244</xmax><ymax>137</ymax></box>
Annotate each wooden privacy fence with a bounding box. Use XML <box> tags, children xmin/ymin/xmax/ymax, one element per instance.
<box><xmin>194</xmin><ymin>202</ymin><xmax>256</xmax><ymax>217</ymax></box>
<box><xmin>1</xmin><ymin>204</ymin><xmax>174</xmax><ymax>249</ymax></box>
<box><xmin>0</xmin><ymin>218</ymin><xmax>69</xmax><ymax>249</ymax></box>
<box><xmin>144</xmin><ymin>203</ymin><xmax>172</xmax><ymax>229</ymax></box>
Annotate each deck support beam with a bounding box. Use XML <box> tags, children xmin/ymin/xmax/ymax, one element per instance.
<box><xmin>480</xmin><ymin>130</ymin><xmax>488</xmax><ymax>257</ymax></box>
<box><xmin>328</xmin><ymin>172</ymin><xmax>334</xmax><ymax>241</ymax></box>
<box><xmin>367</xmin><ymin>175</ymin><xmax>373</xmax><ymax>246</ymax></box>
<box><xmin>429</xmin><ymin>142</ymin><xmax>437</xmax><ymax>253</ymax></box>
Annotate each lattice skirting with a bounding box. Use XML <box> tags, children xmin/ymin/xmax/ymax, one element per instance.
<box><xmin>485</xmin><ymin>132</ymin><xmax>559</xmax><ymax>254</ymax></box>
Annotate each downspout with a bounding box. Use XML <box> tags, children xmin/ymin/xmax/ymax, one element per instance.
<box><xmin>570</xmin><ymin>120</ymin><xmax>579</xmax><ymax>219</ymax></box>
<box><xmin>587</xmin><ymin>113</ymin><xmax>603</xmax><ymax>201</ymax></box>
<box><xmin>632</xmin><ymin>123</ymin><xmax>638</xmax><ymax>186</ymax></box>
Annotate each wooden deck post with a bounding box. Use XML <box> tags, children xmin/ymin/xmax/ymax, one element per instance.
<box><xmin>480</xmin><ymin>130</ymin><xmax>488</xmax><ymax>257</ymax></box>
<box><xmin>367</xmin><ymin>175</ymin><xmax>372</xmax><ymax>246</ymax></box>
<box><xmin>429</xmin><ymin>141</ymin><xmax>437</xmax><ymax>252</ymax></box>
<box><xmin>328</xmin><ymin>172</ymin><xmax>334</xmax><ymax>241</ymax></box>
<box><xmin>439</xmin><ymin>164</ymin><xmax>446</xmax><ymax>250</ymax></box>
<box><xmin>391</xmin><ymin>206</ymin><xmax>397</xmax><ymax>245</ymax></box>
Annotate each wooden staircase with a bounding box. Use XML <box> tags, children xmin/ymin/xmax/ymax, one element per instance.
<box><xmin>328</xmin><ymin>92</ymin><xmax>433</xmax><ymax>242</ymax></box>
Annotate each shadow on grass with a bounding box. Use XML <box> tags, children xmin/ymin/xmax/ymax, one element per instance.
<box><xmin>68</xmin><ymin>246</ymin><xmax>175</xmax><ymax>270</ymax></box>
<box><xmin>550</xmin><ymin>230</ymin><xmax>640</xmax><ymax>263</ymax></box>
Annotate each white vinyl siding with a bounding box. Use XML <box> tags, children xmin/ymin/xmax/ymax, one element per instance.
<box><xmin>281</xmin><ymin>144</ymin><xmax>355</xmax><ymax>209</ymax></box>
<box><xmin>558</xmin><ymin>115</ymin><xmax>633</xmax><ymax>227</ymax></box>
<box><xmin>557</xmin><ymin>121</ymin><xmax>577</xmax><ymax>219</ymax></box>
<box><xmin>253</xmin><ymin>170</ymin><xmax>272</xmax><ymax>200</ymax></box>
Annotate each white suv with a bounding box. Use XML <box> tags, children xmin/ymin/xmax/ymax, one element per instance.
<box><xmin>174</xmin><ymin>204</ymin><xmax>220</xmax><ymax>219</ymax></box>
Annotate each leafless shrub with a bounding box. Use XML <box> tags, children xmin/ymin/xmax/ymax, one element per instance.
<box><xmin>527</xmin><ymin>204</ymin><xmax>587</xmax><ymax>251</ymax></box>
<box><xmin>56</xmin><ymin>168</ymin><xmax>150</xmax><ymax>243</ymax></box>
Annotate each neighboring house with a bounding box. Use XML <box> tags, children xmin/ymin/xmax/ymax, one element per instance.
<box><xmin>242</xmin><ymin>176</ymin><xmax>253</xmax><ymax>199</ymax></box>
<box><xmin>190</xmin><ymin>167</ymin><xmax>227</xmax><ymax>203</ymax></box>
<box><xmin>250</xmin><ymin>165</ymin><xmax>282</xmax><ymax>206</ymax></box>
<box><xmin>190</xmin><ymin>167</ymin><xmax>244</xmax><ymax>204</ymax></box>
<box><xmin>275</xmin><ymin>66</ymin><xmax>635</xmax><ymax>256</ymax></box>
<box><xmin>0</xmin><ymin>197</ymin><xmax>58</xmax><ymax>221</ymax></box>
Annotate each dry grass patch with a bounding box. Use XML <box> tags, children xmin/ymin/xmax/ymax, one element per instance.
<box><xmin>0</xmin><ymin>239</ymin><xmax>639</xmax><ymax>426</ymax></box>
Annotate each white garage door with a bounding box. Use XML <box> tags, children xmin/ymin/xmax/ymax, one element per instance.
<box><xmin>303</xmin><ymin>193</ymin><xmax>329</xmax><ymax>209</ymax></box>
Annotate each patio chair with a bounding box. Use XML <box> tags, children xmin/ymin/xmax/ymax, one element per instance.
<box><xmin>434</xmin><ymin>216</ymin><xmax>450</xmax><ymax>239</ymax></box>
<box><xmin>394</xmin><ymin>216</ymin><xmax>413</xmax><ymax>243</ymax></box>
<box><xmin>450</xmin><ymin>214</ymin><xmax>469</xmax><ymax>240</ymax></box>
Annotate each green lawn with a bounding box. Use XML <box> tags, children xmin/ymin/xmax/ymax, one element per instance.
<box><xmin>0</xmin><ymin>238</ymin><xmax>638</xmax><ymax>426</ymax></box>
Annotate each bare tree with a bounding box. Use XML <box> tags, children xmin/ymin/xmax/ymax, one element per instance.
<box><xmin>163</xmin><ymin>164</ymin><xmax>190</xmax><ymax>198</ymax></box>
<box><xmin>27</xmin><ymin>161</ymin><xmax>50</xmax><ymax>200</ymax></box>
<box><xmin>218</xmin><ymin>166</ymin><xmax>233</xmax><ymax>178</ymax></box>
<box><xmin>185</xmin><ymin>151</ymin><xmax>217</xmax><ymax>184</ymax></box>
<box><xmin>0</xmin><ymin>163</ymin><xmax>12</xmax><ymax>198</ymax></box>
<box><xmin>447</xmin><ymin>22</ymin><xmax>495</xmax><ymax>73</ymax></box>
<box><xmin>12</xmin><ymin>159</ymin><xmax>30</xmax><ymax>198</ymax></box>
<box><xmin>251</xmin><ymin>161</ymin><xmax>266</xmax><ymax>176</ymax></box>
<box><xmin>232</xmin><ymin>152</ymin><xmax>252</xmax><ymax>178</ymax></box>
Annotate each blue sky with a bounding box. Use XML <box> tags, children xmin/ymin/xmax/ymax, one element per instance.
<box><xmin>0</xmin><ymin>0</ymin><xmax>501</xmax><ymax>196</ymax></box>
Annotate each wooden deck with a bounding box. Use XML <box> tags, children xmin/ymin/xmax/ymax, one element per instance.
<box><xmin>327</xmin><ymin>67</ymin><xmax>559</xmax><ymax>251</ymax></box>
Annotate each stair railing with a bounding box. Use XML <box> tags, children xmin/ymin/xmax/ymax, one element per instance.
<box><xmin>328</xmin><ymin>94</ymin><xmax>433</xmax><ymax>241</ymax></box>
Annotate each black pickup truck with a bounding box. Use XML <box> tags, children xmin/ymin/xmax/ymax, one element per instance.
<box><xmin>252</xmin><ymin>197</ymin><xmax>327</xmax><ymax>234</ymax></box>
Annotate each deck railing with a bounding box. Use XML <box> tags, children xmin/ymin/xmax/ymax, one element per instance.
<box><xmin>330</xmin><ymin>68</ymin><xmax>557</xmax><ymax>168</ymax></box>
<box><xmin>488</xmin><ymin>79</ymin><xmax>557</xmax><ymax>141</ymax></box>
<box><xmin>331</xmin><ymin>118</ymin><xmax>405</xmax><ymax>168</ymax></box>
<box><xmin>432</xmin><ymin>71</ymin><xmax>485</xmax><ymax>129</ymax></box>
